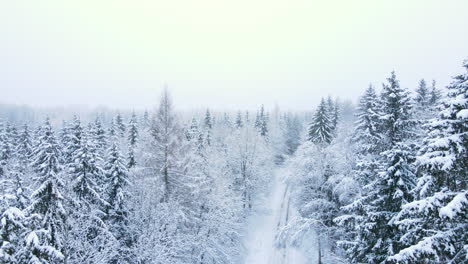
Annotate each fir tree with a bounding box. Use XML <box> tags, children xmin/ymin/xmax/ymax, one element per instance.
<box><xmin>354</xmin><ymin>84</ymin><xmax>382</xmax><ymax>154</ymax></box>
<box><xmin>204</xmin><ymin>109</ymin><xmax>212</xmax><ymax>130</ymax></box>
<box><xmin>380</xmin><ymin>71</ymin><xmax>414</xmax><ymax>147</ymax></box>
<box><xmin>429</xmin><ymin>79</ymin><xmax>442</xmax><ymax>106</ymax></box>
<box><xmin>126</xmin><ymin>112</ymin><xmax>139</xmax><ymax>168</ymax></box>
<box><xmin>15</xmin><ymin>124</ymin><xmax>33</xmax><ymax>166</ymax></box>
<box><xmin>235</xmin><ymin>111</ymin><xmax>243</xmax><ymax>129</ymax></box>
<box><xmin>115</xmin><ymin>113</ymin><xmax>126</xmax><ymax>138</ymax></box>
<box><xmin>415</xmin><ymin>79</ymin><xmax>430</xmax><ymax>108</ymax></box>
<box><xmin>388</xmin><ymin>59</ymin><xmax>468</xmax><ymax>263</ymax></box>
<box><xmin>29</xmin><ymin>118</ymin><xmax>67</xmax><ymax>254</ymax></box>
<box><xmin>308</xmin><ymin>98</ymin><xmax>333</xmax><ymax>145</ymax></box>
<box><xmin>104</xmin><ymin>143</ymin><xmax>134</xmax><ymax>263</ymax></box>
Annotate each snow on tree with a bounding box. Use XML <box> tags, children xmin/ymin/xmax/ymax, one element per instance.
<box><xmin>15</xmin><ymin>124</ymin><xmax>33</xmax><ymax>166</ymax></box>
<box><xmin>235</xmin><ymin>111</ymin><xmax>243</xmax><ymax>129</ymax></box>
<box><xmin>380</xmin><ymin>71</ymin><xmax>415</xmax><ymax>147</ymax></box>
<box><xmin>115</xmin><ymin>113</ymin><xmax>126</xmax><ymax>138</ymax></box>
<box><xmin>308</xmin><ymin>98</ymin><xmax>333</xmax><ymax>145</ymax></box>
<box><xmin>353</xmin><ymin>84</ymin><xmax>382</xmax><ymax>154</ymax></box>
<box><xmin>0</xmin><ymin>207</ymin><xmax>64</xmax><ymax>264</ymax></box>
<box><xmin>150</xmin><ymin>88</ymin><xmax>185</xmax><ymax>202</ymax></box>
<box><xmin>104</xmin><ymin>142</ymin><xmax>135</xmax><ymax>263</ymax></box>
<box><xmin>127</xmin><ymin>112</ymin><xmax>139</xmax><ymax>168</ymax></box>
<box><xmin>28</xmin><ymin>117</ymin><xmax>67</xmax><ymax>254</ymax></box>
<box><xmin>388</xmin><ymin>59</ymin><xmax>468</xmax><ymax>264</ymax></box>
<box><xmin>429</xmin><ymin>79</ymin><xmax>442</xmax><ymax>106</ymax></box>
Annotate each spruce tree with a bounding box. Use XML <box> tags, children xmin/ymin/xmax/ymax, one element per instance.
<box><xmin>354</xmin><ymin>84</ymin><xmax>382</xmax><ymax>154</ymax></box>
<box><xmin>127</xmin><ymin>112</ymin><xmax>138</xmax><ymax>168</ymax></box>
<box><xmin>388</xmin><ymin>60</ymin><xmax>468</xmax><ymax>263</ymax></box>
<box><xmin>115</xmin><ymin>113</ymin><xmax>126</xmax><ymax>138</ymax></box>
<box><xmin>204</xmin><ymin>109</ymin><xmax>212</xmax><ymax>130</ymax></box>
<box><xmin>308</xmin><ymin>98</ymin><xmax>333</xmax><ymax>145</ymax></box>
<box><xmin>415</xmin><ymin>79</ymin><xmax>430</xmax><ymax>108</ymax></box>
<box><xmin>104</xmin><ymin>142</ymin><xmax>134</xmax><ymax>263</ymax></box>
<box><xmin>15</xmin><ymin>124</ymin><xmax>33</xmax><ymax>166</ymax></box>
<box><xmin>380</xmin><ymin>71</ymin><xmax>414</xmax><ymax>146</ymax></box>
<box><xmin>235</xmin><ymin>111</ymin><xmax>243</xmax><ymax>129</ymax></box>
<box><xmin>351</xmin><ymin>72</ymin><xmax>416</xmax><ymax>263</ymax></box>
<box><xmin>29</xmin><ymin>118</ymin><xmax>67</xmax><ymax>254</ymax></box>
<box><xmin>429</xmin><ymin>79</ymin><xmax>442</xmax><ymax>106</ymax></box>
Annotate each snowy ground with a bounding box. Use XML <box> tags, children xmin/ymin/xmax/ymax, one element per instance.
<box><xmin>244</xmin><ymin>168</ymin><xmax>308</xmax><ymax>264</ymax></box>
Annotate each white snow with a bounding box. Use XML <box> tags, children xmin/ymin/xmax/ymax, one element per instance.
<box><xmin>244</xmin><ymin>168</ymin><xmax>307</xmax><ymax>264</ymax></box>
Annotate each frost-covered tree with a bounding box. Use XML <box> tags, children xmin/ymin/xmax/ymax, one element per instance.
<box><xmin>308</xmin><ymin>98</ymin><xmax>333</xmax><ymax>145</ymax></box>
<box><xmin>429</xmin><ymin>79</ymin><xmax>442</xmax><ymax>106</ymax></box>
<box><xmin>15</xmin><ymin>124</ymin><xmax>33</xmax><ymax>166</ymax></box>
<box><xmin>235</xmin><ymin>111</ymin><xmax>243</xmax><ymax>129</ymax></box>
<box><xmin>104</xmin><ymin>142</ymin><xmax>134</xmax><ymax>263</ymax></box>
<box><xmin>150</xmin><ymin>88</ymin><xmax>184</xmax><ymax>202</ymax></box>
<box><xmin>388</xmin><ymin>60</ymin><xmax>468</xmax><ymax>264</ymax></box>
<box><xmin>380</xmin><ymin>71</ymin><xmax>414</xmax><ymax>147</ymax></box>
<box><xmin>353</xmin><ymin>84</ymin><xmax>382</xmax><ymax>154</ymax></box>
<box><xmin>115</xmin><ymin>113</ymin><xmax>126</xmax><ymax>138</ymax></box>
<box><xmin>29</xmin><ymin>118</ymin><xmax>67</xmax><ymax>254</ymax></box>
<box><xmin>127</xmin><ymin>112</ymin><xmax>138</xmax><ymax>168</ymax></box>
<box><xmin>415</xmin><ymin>79</ymin><xmax>430</xmax><ymax>108</ymax></box>
<box><xmin>204</xmin><ymin>109</ymin><xmax>212</xmax><ymax>130</ymax></box>
<box><xmin>0</xmin><ymin>207</ymin><xmax>64</xmax><ymax>264</ymax></box>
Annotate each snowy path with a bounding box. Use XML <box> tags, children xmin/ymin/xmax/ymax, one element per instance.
<box><xmin>244</xmin><ymin>168</ymin><xmax>307</xmax><ymax>264</ymax></box>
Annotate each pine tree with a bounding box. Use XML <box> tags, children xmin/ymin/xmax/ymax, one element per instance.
<box><xmin>127</xmin><ymin>112</ymin><xmax>138</xmax><ymax>168</ymax></box>
<box><xmin>70</xmin><ymin>130</ymin><xmax>105</xmax><ymax>209</ymax></box>
<box><xmin>104</xmin><ymin>142</ymin><xmax>134</xmax><ymax>263</ymax></box>
<box><xmin>415</xmin><ymin>79</ymin><xmax>430</xmax><ymax>108</ymax></box>
<box><xmin>115</xmin><ymin>113</ymin><xmax>126</xmax><ymax>138</ymax></box>
<box><xmin>29</xmin><ymin>118</ymin><xmax>67</xmax><ymax>254</ymax></box>
<box><xmin>0</xmin><ymin>207</ymin><xmax>64</xmax><ymax>263</ymax></box>
<box><xmin>429</xmin><ymin>79</ymin><xmax>442</xmax><ymax>106</ymax></box>
<box><xmin>235</xmin><ymin>111</ymin><xmax>243</xmax><ymax>129</ymax></box>
<box><xmin>308</xmin><ymin>98</ymin><xmax>333</xmax><ymax>145</ymax></box>
<box><xmin>15</xmin><ymin>124</ymin><xmax>33</xmax><ymax>166</ymax></box>
<box><xmin>187</xmin><ymin>117</ymin><xmax>200</xmax><ymax>141</ymax></box>
<box><xmin>380</xmin><ymin>71</ymin><xmax>414</xmax><ymax>147</ymax></box>
<box><xmin>91</xmin><ymin>117</ymin><xmax>107</xmax><ymax>153</ymax></box>
<box><xmin>204</xmin><ymin>109</ymin><xmax>212</xmax><ymax>130</ymax></box>
<box><xmin>388</xmin><ymin>59</ymin><xmax>468</xmax><ymax>263</ymax></box>
<box><xmin>350</xmin><ymin>72</ymin><xmax>416</xmax><ymax>263</ymax></box>
<box><xmin>331</xmin><ymin>98</ymin><xmax>340</xmax><ymax>133</ymax></box>
<box><xmin>354</xmin><ymin>84</ymin><xmax>382</xmax><ymax>154</ymax></box>
<box><xmin>259</xmin><ymin>105</ymin><xmax>269</xmax><ymax>137</ymax></box>
<box><xmin>63</xmin><ymin>116</ymin><xmax>83</xmax><ymax>164</ymax></box>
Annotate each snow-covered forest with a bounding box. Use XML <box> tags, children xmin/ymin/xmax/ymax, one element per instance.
<box><xmin>0</xmin><ymin>59</ymin><xmax>467</xmax><ymax>264</ymax></box>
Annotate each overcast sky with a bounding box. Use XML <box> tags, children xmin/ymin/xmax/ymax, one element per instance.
<box><xmin>1</xmin><ymin>0</ymin><xmax>467</xmax><ymax>111</ymax></box>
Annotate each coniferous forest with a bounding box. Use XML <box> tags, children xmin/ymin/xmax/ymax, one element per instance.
<box><xmin>0</xmin><ymin>58</ymin><xmax>466</xmax><ymax>264</ymax></box>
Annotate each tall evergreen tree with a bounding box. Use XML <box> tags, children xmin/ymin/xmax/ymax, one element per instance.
<box><xmin>29</xmin><ymin>118</ymin><xmax>67</xmax><ymax>254</ymax></box>
<box><xmin>15</xmin><ymin>124</ymin><xmax>33</xmax><ymax>166</ymax></box>
<box><xmin>127</xmin><ymin>112</ymin><xmax>139</xmax><ymax>168</ymax></box>
<box><xmin>235</xmin><ymin>111</ymin><xmax>243</xmax><ymax>129</ymax></box>
<box><xmin>429</xmin><ymin>79</ymin><xmax>442</xmax><ymax>106</ymax></box>
<box><xmin>115</xmin><ymin>113</ymin><xmax>126</xmax><ymax>138</ymax></box>
<box><xmin>415</xmin><ymin>79</ymin><xmax>430</xmax><ymax>108</ymax></box>
<box><xmin>308</xmin><ymin>98</ymin><xmax>333</xmax><ymax>145</ymax></box>
<box><xmin>380</xmin><ymin>71</ymin><xmax>414</xmax><ymax>146</ymax></box>
<box><xmin>388</xmin><ymin>60</ymin><xmax>468</xmax><ymax>263</ymax></box>
<box><xmin>354</xmin><ymin>84</ymin><xmax>382</xmax><ymax>154</ymax></box>
<box><xmin>104</xmin><ymin>142</ymin><xmax>134</xmax><ymax>263</ymax></box>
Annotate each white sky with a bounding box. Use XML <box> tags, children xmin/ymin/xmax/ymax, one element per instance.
<box><xmin>1</xmin><ymin>0</ymin><xmax>467</xmax><ymax>111</ymax></box>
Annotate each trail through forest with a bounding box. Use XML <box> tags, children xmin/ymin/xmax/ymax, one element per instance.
<box><xmin>244</xmin><ymin>167</ymin><xmax>307</xmax><ymax>264</ymax></box>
